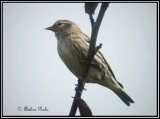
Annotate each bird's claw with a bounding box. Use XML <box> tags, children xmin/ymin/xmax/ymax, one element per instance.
<box><xmin>75</xmin><ymin>87</ymin><xmax>82</xmax><ymax>94</ymax></box>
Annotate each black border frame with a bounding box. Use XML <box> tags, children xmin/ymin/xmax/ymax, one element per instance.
<box><xmin>1</xmin><ymin>1</ymin><xmax>159</xmax><ymax>118</ymax></box>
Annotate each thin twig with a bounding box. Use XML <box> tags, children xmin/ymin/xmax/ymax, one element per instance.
<box><xmin>69</xmin><ymin>3</ymin><xmax>109</xmax><ymax>116</ymax></box>
<box><xmin>89</xmin><ymin>14</ymin><xmax>95</xmax><ymax>28</ymax></box>
<box><xmin>95</xmin><ymin>43</ymin><xmax>103</xmax><ymax>54</ymax></box>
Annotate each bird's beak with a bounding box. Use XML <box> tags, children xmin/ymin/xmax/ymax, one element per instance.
<box><xmin>45</xmin><ymin>26</ymin><xmax>55</xmax><ymax>32</ymax></box>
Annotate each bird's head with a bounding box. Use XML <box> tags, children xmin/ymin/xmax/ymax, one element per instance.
<box><xmin>46</xmin><ymin>20</ymin><xmax>81</xmax><ymax>35</ymax></box>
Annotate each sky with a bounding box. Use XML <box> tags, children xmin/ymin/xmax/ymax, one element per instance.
<box><xmin>3</xmin><ymin>2</ymin><xmax>157</xmax><ymax>116</ymax></box>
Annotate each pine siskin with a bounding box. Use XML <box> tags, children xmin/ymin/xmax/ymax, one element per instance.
<box><xmin>46</xmin><ymin>20</ymin><xmax>134</xmax><ymax>106</ymax></box>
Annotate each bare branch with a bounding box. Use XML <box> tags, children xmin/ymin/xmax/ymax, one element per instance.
<box><xmin>89</xmin><ymin>14</ymin><xmax>95</xmax><ymax>28</ymax></box>
<box><xmin>69</xmin><ymin>3</ymin><xmax>109</xmax><ymax>116</ymax></box>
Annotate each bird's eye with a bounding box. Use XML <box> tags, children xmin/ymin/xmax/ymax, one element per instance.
<box><xmin>58</xmin><ymin>22</ymin><xmax>62</xmax><ymax>26</ymax></box>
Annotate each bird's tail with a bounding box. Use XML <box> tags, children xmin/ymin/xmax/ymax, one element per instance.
<box><xmin>113</xmin><ymin>88</ymin><xmax>134</xmax><ymax>106</ymax></box>
<box><xmin>99</xmin><ymin>76</ymin><xmax>134</xmax><ymax>106</ymax></box>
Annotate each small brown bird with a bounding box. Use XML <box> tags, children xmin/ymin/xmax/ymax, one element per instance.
<box><xmin>46</xmin><ymin>20</ymin><xmax>134</xmax><ymax>106</ymax></box>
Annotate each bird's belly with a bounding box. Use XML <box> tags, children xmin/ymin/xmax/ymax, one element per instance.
<box><xmin>57</xmin><ymin>39</ymin><xmax>103</xmax><ymax>83</ymax></box>
<box><xmin>57</xmin><ymin>40</ymin><xmax>85</xmax><ymax>77</ymax></box>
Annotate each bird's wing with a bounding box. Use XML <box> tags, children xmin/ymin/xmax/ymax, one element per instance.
<box><xmin>98</xmin><ymin>51</ymin><xmax>116</xmax><ymax>79</ymax></box>
<box><xmin>83</xmin><ymin>34</ymin><xmax>123</xmax><ymax>88</ymax></box>
<box><xmin>97</xmin><ymin>51</ymin><xmax>124</xmax><ymax>89</ymax></box>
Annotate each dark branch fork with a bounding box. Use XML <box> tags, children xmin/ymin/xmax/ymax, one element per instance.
<box><xmin>69</xmin><ymin>3</ymin><xmax>109</xmax><ymax>116</ymax></box>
